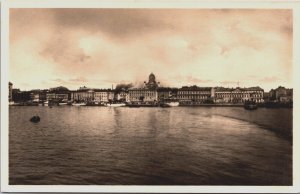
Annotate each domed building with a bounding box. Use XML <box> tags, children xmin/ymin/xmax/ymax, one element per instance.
<box><xmin>47</xmin><ymin>86</ymin><xmax>70</xmax><ymax>102</ymax></box>
<box><xmin>128</xmin><ymin>73</ymin><xmax>160</xmax><ymax>102</ymax></box>
<box><xmin>144</xmin><ymin>72</ymin><xmax>159</xmax><ymax>90</ymax></box>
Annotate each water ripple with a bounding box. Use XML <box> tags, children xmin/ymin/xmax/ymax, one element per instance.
<box><xmin>9</xmin><ymin>106</ymin><xmax>292</xmax><ymax>185</ymax></box>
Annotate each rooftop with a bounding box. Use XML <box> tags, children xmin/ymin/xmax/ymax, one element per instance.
<box><xmin>179</xmin><ymin>85</ymin><xmax>212</xmax><ymax>91</ymax></box>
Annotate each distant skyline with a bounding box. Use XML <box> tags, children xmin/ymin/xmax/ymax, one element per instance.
<box><xmin>10</xmin><ymin>9</ymin><xmax>293</xmax><ymax>91</ymax></box>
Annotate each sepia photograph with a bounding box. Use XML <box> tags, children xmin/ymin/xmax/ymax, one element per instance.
<box><xmin>1</xmin><ymin>0</ymin><xmax>299</xmax><ymax>193</ymax></box>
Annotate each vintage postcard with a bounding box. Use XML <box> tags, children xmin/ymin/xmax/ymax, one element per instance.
<box><xmin>1</xmin><ymin>0</ymin><xmax>299</xmax><ymax>193</ymax></box>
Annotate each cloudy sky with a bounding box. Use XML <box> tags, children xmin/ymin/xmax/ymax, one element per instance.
<box><xmin>10</xmin><ymin>9</ymin><xmax>292</xmax><ymax>91</ymax></box>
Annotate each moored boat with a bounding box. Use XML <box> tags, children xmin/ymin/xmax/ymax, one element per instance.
<box><xmin>160</xmin><ymin>100</ymin><xmax>180</xmax><ymax>108</ymax></box>
<box><xmin>72</xmin><ymin>102</ymin><xmax>87</xmax><ymax>106</ymax></box>
<box><xmin>165</xmin><ymin>101</ymin><xmax>179</xmax><ymax>107</ymax></box>
<box><xmin>105</xmin><ymin>102</ymin><xmax>126</xmax><ymax>107</ymax></box>
<box><xmin>43</xmin><ymin>101</ymin><xmax>49</xmax><ymax>106</ymax></box>
<box><xmin>160</xmin><ymin>103</ymin><xmax>171</xmax><ymax>108</ymax></box>
<box><xmin>86</xmin><ymin>101</ymin><xmax>100</xmax><ymax>106</ymax></box>
<box><xmin>244</xmin><ymin>101</ymin><xmax>258</xmax><ymax>110</ymax></box>
<box><xmin>58</xmin><ymin>99</ymin><xmax>68</xmax><ymax>106</ymax></box>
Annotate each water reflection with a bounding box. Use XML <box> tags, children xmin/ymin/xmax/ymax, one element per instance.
<box><xmin>9</xmin><ymin>106</ymin><xmax>292</xmax><ymax>185</ymax></box>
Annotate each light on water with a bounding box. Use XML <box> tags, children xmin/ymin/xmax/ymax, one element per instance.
<box><xmin>9</xmin><ymin>106</ymin><xmax>292</xmax><ymax>185</ymax></box>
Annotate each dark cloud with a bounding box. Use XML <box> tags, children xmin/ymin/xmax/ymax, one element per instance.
<box><xmin>39</xmin><ymin>35</ymin><xmax>91</xmax><ymax>68</ymax></box>
<box><xmin>115</xmin><ymin>83</ymin><xmax>134</xmax><ymax>93</ymax></box>
<box><xmin>51</xmin><ymin>9</ymin><xmax>171</xmax><ymax>39</ymax></box>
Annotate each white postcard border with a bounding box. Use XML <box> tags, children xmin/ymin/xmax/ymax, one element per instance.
<box><xmin>1</xmin><ymin>0</ymin><xmax>300</xmax><ymax>193</ymax></box>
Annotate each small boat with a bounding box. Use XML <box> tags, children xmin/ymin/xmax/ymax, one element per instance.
<box><xmin>86</xmin><ymin>101</ymin><xmax>100</xmax><ymax>106</ymax></box>
<box><xmin>160</xmin><ymin>103</ymin><xmax>171</xmax><ymax>108</ymax></box>
<box><xmin>72</xmin><ymin>102</ymin><xmax>87</xmax><ymax>106</ymax></box>
<box><xmin>30</xmin><ymin>116</ymin><xmax>40</xmax><ymax>123</ymax></box>
<box><xmin>244</xmin><ymin>101</ymin><xmax>258</xmax><ymax>110</ymax></box>
<box><xmin>58</xmin><ymin>100</ymin><xmax>68</xmax><ymax>106</ymax></box>
<box><xmin>10</xmin><ymin>102</ymin><xmax>20</xmax><ymax>106</ymax></box>
<box><xmin>160</xmin><ymin>101</ymin><xmax>179</xmax><ymax>108</ymax></box>
<box><xmin>105</xmin><ymin>103</ymin><xmax>126</xmax><ymax>107</ymax></box>
<box><xmin>165</xmin><ymin>102</ymin><xmax>179</xmax><ymax>107</ymax></box>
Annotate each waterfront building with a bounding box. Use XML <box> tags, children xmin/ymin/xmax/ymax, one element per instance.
<box><xmin>70</xmin><ymin>86</ymin><xmax>94</xmax><ymax>102</ymax></box>
<box><xmin>286</xmin><ymin>89</ymin><xmax>293</xmax><ymax>102</ymax></box>
<box><xmin>39</xmin><ymin>89</ymin><xmax>49</xmax><ymax>102</ymax></box>
<box><xmin>93</xmin><ymin>89</ymin><xmax>115</xmax><ymax>102</ymax></box>
<box><xmin>269</xmin><ymin>86</ymin><xmax>293</xmax><ymax>102</ymax></box>
<box><xmin>11</xmin><ymin>88</ymin><xmax>45</xmax><ymax>103</ymax></box>
<box><xmin>170</xmin><ymin>88</ymin><xmax>179</xmax><ymax>99</ymax></box>
<box><xmin>29</xmin><ymin>90</ymin><xmax>41</xmax><ymax>102</ymax></box>
<box><xmin>69</xmin><ymin>87</ymin><xmax>117</xmax><ymax>102</ymax></box>
<box><xmin>157</xmin><ymin>87</ymin><xmax>172</xmax><ymax>101</ymax></box>
<box><xmin>12</xmin><ymin>88</ymin><xmax>20</xmax><ymax>96</ymax></box>
<box><xmin>9</xmin><ymin>82</ymin><xmax>13</xmax><ymax>102</ymax></box>
<box><xmin>157</xmin><ymin>87</ymin><xmax>178</xmax><ymax>101</ymax></box>
<box><xmin>116</xmin><ymin>90</ymin><xmax>129</xmax><ymax>102</ymax></box>
<box><xmin>177</xmin><ymin>86</ymin><xmax>214</xmax><ymax>103</ymax></box>
<box><xmin>47</xmin><ymin>93</ymin><xmax>69</xmax><ymax>102</ymax></box>
<box><xmin>47</xmin><ymin>86</ymin><xmax>70</xmax><ymax>102</ymax></box>
<box><xmin>247</xmin><ymin>87</ymin><xmax>264</xmax><ymax>102</ymax></box>
<box><xmin>129</xmin><ymin>88</ymin><xmax>158</xmax><ymax>102</ymax></box>
<box><xmin>214</xmin><ymin>87</ymin><xmax>264</xmax><ymax>103</ymax></box>
<box><xmin>128</xmin><ymin>73</ymin><xmax>160</xmax><ymax>102</ymax></box>
<box><xmin>275</xmin><ymin>86</ymin><xmax>287</xmax><ymax>99</ymax></box>
<box><xmin>108</xmin><ymin>90</ymin><xmax>115</xmax><ymax>101</ymax></box>
<box><xmin>263</xmin><ymin>92</ymin><xmax>270</xmax><ymax>102</ymax></box>
<box><xmin>214</xmin><ymin>87</ymin><xmax>233</xmax><ymax>103</ymax></box>
<box><xmin>94</xmin><ymin>89</ymin><xmax>108</xmax><ymax>102</ymax></box>
<box><xmin>269</xmin><ymin>89</ymin><xmax>275</xmax><ymax>100</ymax></box>
<box><xmin>12</xmin><ymin>90</ymin><xmax>31</xmax><ymax>102</ymax></box>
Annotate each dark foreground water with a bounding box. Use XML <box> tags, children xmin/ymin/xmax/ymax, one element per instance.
<box><xmin>9</xmin><ymin>106</ymin><xmax>292</xmax><ymax>185</ymax></box>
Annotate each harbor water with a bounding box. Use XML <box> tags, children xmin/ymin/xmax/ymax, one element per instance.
<box><xmin>9</xmin><ymin>106</ymin><xmax>292</xmax><ymax>185</ymax></box>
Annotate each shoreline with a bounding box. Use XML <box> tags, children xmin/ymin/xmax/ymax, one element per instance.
<box><xmin>180</xmin><ymin>104</ymin><xmax>244</xmax><ymax>107</ymax></box>
<box><xmin>9</xmin><ymin>102</ymin><xmax>293</xmax><ymax>108</ymax></box>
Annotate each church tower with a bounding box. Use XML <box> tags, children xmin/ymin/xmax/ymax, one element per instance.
<box><xmin>145</xmin><ymin>72</ymin><xmax>159</xmax><ymax>89</ymax></box>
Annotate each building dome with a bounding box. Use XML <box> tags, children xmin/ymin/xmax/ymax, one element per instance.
<box><xmin>149</xmin><ymin>73</ymin><xmax>156</xmax><ymax>82</ymax></box>
<box><xmin>145</xmin><ymin>73</ymin><xmax>158</xmax><ymax>89</ymax></box>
